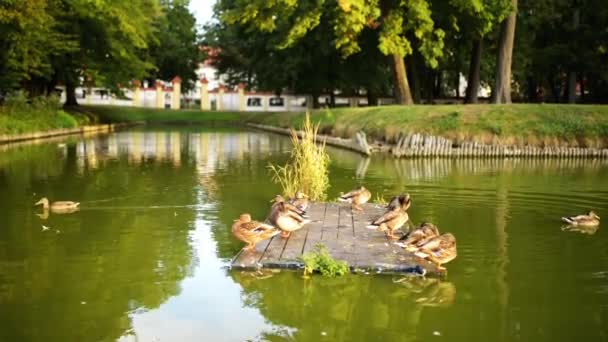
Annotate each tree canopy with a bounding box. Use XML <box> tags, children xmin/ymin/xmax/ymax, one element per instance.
<box><xmin>0</xmin><ymin>0</ymin><xmax>202</xmax><ymax>104</ymax></box>
<box><xmin>206</xmin><ymin>0</ymin><xmax>608</xmax><ymax>104</ymax></box>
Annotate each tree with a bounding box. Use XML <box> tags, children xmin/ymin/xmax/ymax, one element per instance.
<box><xmin>217</xmin><ymin>0</ymin><xmax>445</xmax><ymax>105</ymax></box>
<box><xmin>0</xmin><ymin>0</ymin><xmax>73</xmax><ymax>96</ymax></box>
<box><xmin>448</xmin><ymin>0</ymin><xmax>511</xmax><ymax>103</ymax></box>
<box><xmin>492</xmin><ymin>0</ymin><xmax>518</xmax><ymax>103</ymax></box>
<box><xmin>148</xmin><ymin>0</ymin><xmax>202</xmax><ymax>93</ymax></box>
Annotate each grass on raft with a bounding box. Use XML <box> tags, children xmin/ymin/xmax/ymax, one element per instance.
<box><xmin>245</xmin><ymin>104</ymin><xmax>608</xmax><ymax>148</ymax></box>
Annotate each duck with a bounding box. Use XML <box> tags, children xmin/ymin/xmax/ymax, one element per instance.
<box><xmin>34</xmin><ymin>197</ymin><xmax>80</xmax><ymax>213</ymax></box>
<box><xmin>338</xmin><ymin>186</ymin><xmax>372</xmax><ymax>211</ymax></box>
<box><xmin>288</xmin><ymin>191</ymin><xmax>309</xmax><ymax>213</ymax></box>
<box><xmin>367</xmin><ymin>197</ymin><xmax>411</xmax><ymax>239</ymax></box>
<box><xmin>232</xmin><ymin>214</ymin><xmax>280</xmax><ymax>251</ymax></box>
<box><xmin>411</xmin><ymin>233</ymin><xmax>457</xmax><ymax>271</ymax></box>
<box><xmin>271</xmin><ymin>195</ymin><xmax>306</xmax><ymax>217</ymax></box>
<box><xmin>386</xmin><ymin>193</ymin><xmax>411</xmax><ymax>212</ymax></box>
<box><xmin>561</xmin><ymin>211</ymin><xmax>600</xmax><ymax>227</ymax></box>
<box><xmin>396</xmin><ymin>222</ymin><xmax>440</xmax><ymax>250</ymax></box>
<box><xmin>269</xmin><ymin>201</ymin><xmax>311</xmax><ymax>238</ymax></box>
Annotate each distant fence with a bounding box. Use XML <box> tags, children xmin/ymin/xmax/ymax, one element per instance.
<box><xmin>59</xmin><ymin>84</ymin><xmax>395</xmax><ymax>112</ymax></box>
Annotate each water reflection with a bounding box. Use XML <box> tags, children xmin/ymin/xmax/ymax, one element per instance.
<box><xmin>231</xmin><ymin>272</ymin><xmax>455</xmax><ymax>341</ymax></box>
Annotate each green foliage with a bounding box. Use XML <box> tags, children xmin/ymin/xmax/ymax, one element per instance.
<box><xmin>301</xmin><ymin>244</ymin><xmax>349</xmax><ymax>277</ymax></box>
<box><xmin>268</xmin><ymin>113</ymin><xmax>330</xmax><ymax>201</ymax></box>
<box><xmin>0</xmin><ymin>93</ymin><xmax>84</xmax><ymax>134</ymax></box>
<box><xmin>431</xmin><ymin>111</ymin><xmax>462</xmax><ymax>131</ymax></box>
<box><xmin>148</xmin><ymin>0</ymin><xmax>202</xmax><ymax>92</ymax></box>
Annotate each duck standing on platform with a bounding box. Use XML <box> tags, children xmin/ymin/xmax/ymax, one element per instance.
<box><xmin>386</xmin><ymin>193</ymin><xmax>411</xmax><ymax>212</ymax></box>
<box><xmin>339</xmin><ymin>186</ymin><xmax>371</xmax><ymax>211</ymax></box>
<box><xmin>232</xmin><ymin>214</ymin><xmax>280</xmax><ymax>251</ymax></box>
<box><xmin>367</xmin><ymin>195</ymin><xmax>411</xmax><ymax>239</ymax></box>
<box><xmin>269</xmin><ymin>202</ymin><xmax>311</xmax><ymax>238</ymax></box>
<box><xmin>34</xmin><ymin>197</ymin><xmax>80</xmax><ymax>214</ymax></box>
<box><xmin>397</xmin><ymin>222</ymin><xmax>440</xmax><ymax>250</ymax></box>
<box><xmin>271</xmin><ymin>195</ymin><xmax>307</xmax><ymax>217</ymax></box>
<box><xmin>288</xmin><ymin>191</ymin><xmax>309</xmax><ymax>213</ymax></box>
<box><xmin>410</xmin><ymin>233</ymin><xmax>457</xmax><ymax>271</ymax></box>
<box><xmin>561</xmin><ymin>211</ymin><xmax>600</xmax><ymax>227</ymax></box>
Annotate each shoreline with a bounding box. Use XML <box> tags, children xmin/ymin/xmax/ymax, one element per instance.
<box><xmin>0</xmin><ymin>122</ymin><xmax>140</xmax><ymax>146</ymax></box>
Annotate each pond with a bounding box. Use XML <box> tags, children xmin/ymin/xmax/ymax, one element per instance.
<box><xmin>0</xmin><ymin>126</ymin><xmax>607</xmax><ymax>341</ymax></box>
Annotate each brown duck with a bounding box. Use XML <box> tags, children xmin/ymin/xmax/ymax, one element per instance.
<box><xmin>288</xmin><ymin>191</ymin><xmax>309</xmax><ymax>213</ymax></box>
<box><xmin>269</xmin><ymin>202</ymin><xmax>311</xmax><ymax>238</ymax></box>
<box><xmin>561</xmin><ymin>211</ymin><xmax>600</xmax><ymax>227</ymax></box>
<box><xmin>396</xmin><ymin>222</ymin><xmax>440</xmax><ymax>250</ymax></box>
<box><xmin>367</xmin><ymin>208</ymin><xmax>410</xmax><ymax>240</ymax></box>
<box><xmin>412</xmin><ymin>233</ymin><xmax>457</xmax><ymax>271</ymax></box>
<box><xmin>232</xmin><ymin>214</ymin><xmax>280</xmax><ymax>251</ymax></box>
<box><xmin>339</xmin><ymin>186</ymin><xmax>372</xmax><ymax>211</ymax></box>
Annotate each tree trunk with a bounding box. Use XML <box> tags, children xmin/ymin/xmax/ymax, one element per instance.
<box><xmin>366</xmin><ymin>88</ymin><xmax>379</xmax><ymax>106</ymax></box>
<box><xmin>567</xmin><ymin>8</ymin><xmax>580</xmax><ymax>104</ymax></box>
<box><xmin>65</xmin><ymin>80</ymin><xmax>78</xmax><ymax>106</ymax></box>
<box><xmin>455</xmin><ymin>71</ymin><xmax>460</xmax><ymax>99</ymax></box>
<box><xmin>465</xmin><ymin>38</ymin><xmax>483</xmax><ymax>104</ymax></box>
<box><xmin>492</xmin><ymin>0</ymin><xmax>518</xmax><ymax>104</ymax></box>
<box><xmin>579</xmin><ymin>73</ymin><xmax>585</xmax><ymax>103</ymax></box>
<box><xmin>329</xmin><ymin>91</ymin><xmax>336</xmax><ymax>107</ymax></box>
<box><xmin>392</xmin><ymin>54</ymin><xmax>414</xmax><ymax>105</ymax></box>
<box><xmin>407</xmin><ymin>55</ymin><xmax>421</xmax><ymax>103</ymax></box>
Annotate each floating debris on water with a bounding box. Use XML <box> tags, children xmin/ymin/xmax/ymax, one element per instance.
<box><xmin>433</xmin><ymin>331</ymin><xmax>441</xmax><ymax>336</ymax></box>
<box><xmin>42</xmin><ymin>225</ymin><xmax>50</xmax><ymax>231</ymax></box>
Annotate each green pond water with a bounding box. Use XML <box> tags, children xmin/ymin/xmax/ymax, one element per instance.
<box><xmin>1</xmin><ymin>126</ymin><xmax>607</xmax><ymax>342</ymax></box>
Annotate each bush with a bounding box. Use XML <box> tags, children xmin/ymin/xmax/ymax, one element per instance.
<box><xmin>301</xmin><ymin>244</ymin><xmax>349</xmax><ymax>277</ymax></box>
<box><xmin>56</xmin><ymin>110</ymin><xmax>79</xmax><ymax>128</ymax></box>
<box><xmin>268</xmin><ymin>112</ymin><xmax>330</xmax><ymax>201</ymax></box>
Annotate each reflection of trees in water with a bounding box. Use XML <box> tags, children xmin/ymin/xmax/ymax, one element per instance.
<box><xmin>231</xmin><ymin>271</ymin><xmax>455</xmax><ymax>341</ymax></box>
<box><xmin>0</xmin><ymin>139</ymin><xmax>199</xmax><ymax>341</ymax></box>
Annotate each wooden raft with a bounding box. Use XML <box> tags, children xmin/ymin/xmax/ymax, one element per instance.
<box><xmin>231</xmin><ymin>202</ymin><xmax>445</xmax><ymax>276</ymax></box>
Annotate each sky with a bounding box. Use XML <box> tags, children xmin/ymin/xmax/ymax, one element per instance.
<box><xmin>188</xmin><ymin>0</ymin><xmax>215</xmax><ymax>27</ymax></box>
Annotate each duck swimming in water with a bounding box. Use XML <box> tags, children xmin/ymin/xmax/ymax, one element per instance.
<box><xmin>34</xmin><ymin>197</ymin><xmax>80</xmax><ymax>214</ymax></box>
<box><xmin>561</xmin><ymin>211</ymin><xmax>600</xmax><ymax>227</ymax></box>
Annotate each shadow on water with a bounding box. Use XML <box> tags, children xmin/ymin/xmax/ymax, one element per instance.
<box><xmin>0</xmin><ymin>126</ymin><xmax>607</xmax><ymax>341</ymax></box>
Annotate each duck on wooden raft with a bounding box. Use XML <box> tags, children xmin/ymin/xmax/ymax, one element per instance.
<box><xmin>232</xmin><ymin>214</ymin><xmax>280</xmax><ymax>251</ymax></box>
<box><xmin>338</xmin><ymin>186</ymin><xmax>371</xmax><ymax>211</ymax></box>
<box><xmin>409</xmin><ymin>233</ymin><xmax>457</xmax><ymax>271</ymax></box>
<box><xmin>393</xmin><ymin>222</ymin><xmax>457</xmax><ymax>271</ymax></box>
<box><xmin>271</xmin><ymin>195</ymin><xmax>307</xmax><ymax>217</ymax></box>
<box><xmin>269</xmin><ymin>201</ymin><xmax>311</xmax><ymax>238</ymax></box>
<box><xmin>561</xmin><ymin>211</ymin><xmax>600</xmax><ymax>227</ymax></box>
<box><xmin>34</xmin><ymin>197</ymin><xmax>80</xmax><ymax>214</ymax></box>
<box><xmin>288</xmin><ymin>191</ymin><xmax>309</xmax><ymax>213</ymax></box>
<box><xmin>367</xmin><ymin>194</ymin><xmax>412</xmax><ymax>239</ymax></box>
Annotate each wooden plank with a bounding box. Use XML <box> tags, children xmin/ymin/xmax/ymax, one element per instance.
<box><xmin>301</xmin><ymin>202</ymin><xmax>327</xmax><ymax>254</ymax></box>
<box><xmin>231</xmin><ymin>236</ymin><xmax>273</xmax><ymax>269</ymax></box>
<box><xmin>332</xmin><ymin>205</ymin><xmax>356</xmax><ymax>261</ymax></box>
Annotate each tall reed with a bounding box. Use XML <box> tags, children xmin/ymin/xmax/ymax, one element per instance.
<box><xmin>268</xmin><ymin>113</ymin><xmax>330</xmax><ymax>201</ymax></box>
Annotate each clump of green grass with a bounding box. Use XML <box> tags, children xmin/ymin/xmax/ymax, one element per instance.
<box><xmin>301</xmin><ymin>244</ymin><xmax>349</xmax><ymax>278</ymax></box>
<box><xmin>0</xmin><ymin>92</ymin><xmax>85</xmax><ymax>134</ymax></box>
<box><xmin>268</xmin><ymin>112</ymin><xmax>330</xmax><ymax>201</ymax></box>
<box><xmin>373</xmin><ymin>193</ymin><xmax>388</xmax><ymax>205</ymax></box>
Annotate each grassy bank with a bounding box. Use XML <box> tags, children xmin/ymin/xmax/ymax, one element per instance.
<box><xmin>83</xmin><ymin>104</ymin><xmax>608</xmax><ymax>148</ymax></box>
<box><xmin>245</xmin><ymin>104</ymin><xmax>608</xmax><ymax>148</ymax></box>
<box><xmin>84</xmin><ymin>105</ymin><xmax>244</xmax><ymax>124</ymax></box>
<box><xmin>0</xmin><ymin>95</ymin><xmax>90</xmax><ymax>135</ymax></box>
